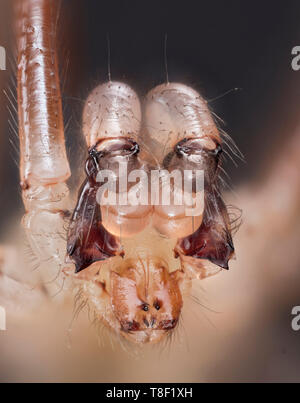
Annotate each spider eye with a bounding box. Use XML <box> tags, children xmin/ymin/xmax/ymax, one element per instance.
<box><xmin>154</xmin><ymin>301</ymin><xmax>161</xmax><ymax>310</ymax></box>
<box><xmin>142</xmin><ymin>304</ymin><xmax>149</xmax><ymax>312</ymax></box>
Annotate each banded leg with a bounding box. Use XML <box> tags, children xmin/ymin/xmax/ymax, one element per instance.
<box><xmin>16</xmin><ymin>0</ymin><xmax>71</xmax><ymax>294</ymax></box>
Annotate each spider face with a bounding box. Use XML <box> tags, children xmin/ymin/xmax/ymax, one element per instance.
<box><xmin>110</xmin><ymin>258</ymin><xmax>183</xmax><ymax>343</ymax></box>
<box><xmin>65</xmin><ymin>80</ymin><xmax>235</xmax><ymax>343</ymax></box>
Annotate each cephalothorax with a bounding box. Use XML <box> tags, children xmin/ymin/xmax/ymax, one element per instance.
<box><xmin>16</xmin><ymin>0</ymin><xmax>235</xmax><ymax>344</ymax></box>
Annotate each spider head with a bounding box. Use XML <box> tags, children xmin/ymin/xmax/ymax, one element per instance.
<box><xmin>110</xmin><ymin>257</ymin><xmax>183</xmax><ymax>343</ymax></box>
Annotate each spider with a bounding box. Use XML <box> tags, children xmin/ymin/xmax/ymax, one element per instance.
<box><xmin>0</xmin><ymin>0</ymin><xmax>240</xmax><ymax>345</ymax></box>
<box><xmin>1</xmin><ymin>0</ymin><xmax>300</xmax><ymax>383</ymax></box>
<box><xmin>1</xmin><ymin>0</ymin><xmax>299</xmax><ymax>351</ymax></box>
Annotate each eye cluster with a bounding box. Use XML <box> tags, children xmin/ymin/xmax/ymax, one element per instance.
<box><xmin>141</xmin><ymin>301</ymin><xmax>161</xmax><ymax>311</ymax></box>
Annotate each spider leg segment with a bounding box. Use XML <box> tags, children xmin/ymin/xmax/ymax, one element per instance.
<box><xmin>16</xmin><ymin>0</ymin><xmax>71</xmax><ymax>292</ymax></box>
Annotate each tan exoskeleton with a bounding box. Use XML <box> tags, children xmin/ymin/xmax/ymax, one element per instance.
<box><xmin>13</xmin><ymin>0</ymin><xmax>236</xmax><ymax>344</ymax></box>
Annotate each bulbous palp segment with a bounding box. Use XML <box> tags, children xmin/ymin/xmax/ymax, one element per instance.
<box><xmin>16</xmin><ymin>0</ymin><xmax>71</xmax><ymax>291</ymax></box>
<box><xmin>143</xmin><ymin>82</ymin><xmax>221</xmax><ymax>164</ymax></box>
<box><xmin>82</xmin><ymin>81</ymin><xmax>142</xmax><ymax>147</ymax></box>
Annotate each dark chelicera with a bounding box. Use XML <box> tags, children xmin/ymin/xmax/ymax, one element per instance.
<box><xmin>176</xmin><ymin>189</ymin><xmax>234</xmax><ymax>269</ymax></box>
<box><xmin>67</xmin><ymin>138</ymin><xmax>140</xmax><ymax>273</ymax></box>
<box><xmin>171</xmin><ymin>138</ymin><xmax>234</xmax><ymax>269</ymax></box>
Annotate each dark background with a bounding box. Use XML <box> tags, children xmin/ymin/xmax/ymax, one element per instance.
<box><xmin>61</xmin><ymin>0</ymin><xmax>300</xmax><ymax>179</ymax></box>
